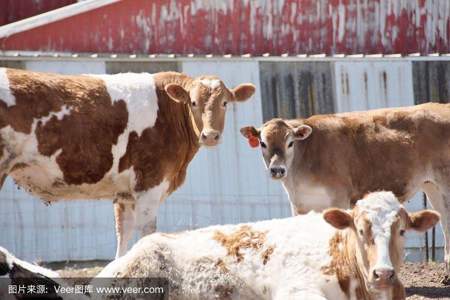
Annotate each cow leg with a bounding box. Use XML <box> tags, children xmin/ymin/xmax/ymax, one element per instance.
<box><xmin>114</xmin><ymin>201</ymin><xmax>136</xmax><ymax>259</ymax></box>
<box><xmin>422</xmin><ymin>182</ymin><xmax>450</xmax><ymax>272</ymax></box>
<box><xmin>135</xmin><ymin>183</ymin><xmax>169</xmax><ymax>237</ymax></box>
<box><xmin>135</xmin><ymin>194</ymin><xmax>160</xmax><ymax>237</ymax></box>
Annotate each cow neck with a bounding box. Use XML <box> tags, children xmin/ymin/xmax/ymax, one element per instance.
<box><xmin>332</xmin><ymin>230</ymin><xmax>372</xmax><ymax>299</ymax></box>
<box><xmin>154</xmin><ymin>72</ymin><xmax>200</xmax><ymax>147</ymax></box>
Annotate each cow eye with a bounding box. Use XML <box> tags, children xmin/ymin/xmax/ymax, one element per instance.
<box><xmin>191</xmin><ymin>101</ymin><xmax>197</xmax><ymax>107</ymax></box>
<box><xmin>400</xmin><ymin>229</ymin><xmax>405</xmax><ymax>236</ymax></box>
<box><xmin>222</xmin><ymin>101</ymin><xmax>227</xmax><ymax>107</ymax></box>
<box><xmin>359</xmin><ymin>229</ymin><xmax>364</xmax><ymax>236</ymax></box>
<box><xmin>288</xmin><ymin>141</ymin><xmax>294</xmax><ymax>148</ymax></box>
<box><xmin>260</xmin><ymin>141</ymin><xmax>267</xmax><ymax>148</ymax></box>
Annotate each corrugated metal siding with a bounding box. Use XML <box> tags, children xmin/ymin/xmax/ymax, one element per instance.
<box><xmin>334</xmin><ymin>60</ymin><xmax>414</xmax><ymax>112</ymax></box>
<box><xmin>259</xmin><ymin>62</ymin><xmax>335</xmax><ymax>120</ymax></box>
<box><xmin>1</xmin><ymin>0</ymin><xmax>449</xmax><ymax>55</ymax></box>
<box><xmin>413</xmin><ymin>61</ymin><xmax>450</xmax><ymax>104</ymax></box>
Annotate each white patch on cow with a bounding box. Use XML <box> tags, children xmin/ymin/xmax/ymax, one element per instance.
<box><xmin>89</xmin><ymin>73</ymin><xmax>159</xmax><ymax>183</ymax></box>
<box><xmin>89</xmin><ymin>73</ymin><xmax>158</xmax><ymax>136</ymax></box>
<box><xmin>40</xmin><ymin>105</ymin><xmax>71</xmax><ymax>126</ymax></box>
<box><xmin>356</xmin><ymin>191</ymin><xmax>402</xmax><ymax>269</ymax></box>
<box><xmin>0</xmin><ymin>68</ymin><xmax>15</xmax><ymax>106</ymax></box>
<box><xmin>0</xmin><ymin>246</ymin><xmax>59</xmax><ymax>278</ymax></box>
<box><xmin>104</xmin><ymin>211</ymin><xmax>340</xmax><ymax>298</ymax></box>
<box><xmin>135</xmin><ymin>179</ymin><xmax>170</xmax><ymax>233</ymax></box>
<box><xmin>200</xmin><ymin>79</ymin><xmax>221</xmax><ymax>89</ymax></box>
<box><xmin>287</xmin><ymin>182</ymin><xmax>332</xmax><ymax>213</ymax></box>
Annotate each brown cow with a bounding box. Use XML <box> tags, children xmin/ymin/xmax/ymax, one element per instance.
<box><xmin>0</xmin><ymin>68</ymin><xmax>255</xmax><ymax>258</ymax></box>
<box><xmin>240</xmin><ymin>103</ymin><xmax>450</xmax><ymax>273</ymax></box>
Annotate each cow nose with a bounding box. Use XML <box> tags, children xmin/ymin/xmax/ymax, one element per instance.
<box><xmin>373</xmin><ymin>268</ymin><xmax>395</xmax><ymax>281</ymax></box>
<box><xmin>200</xmin><ymin>130</ymin><xmax>220</xmax><ymax>145</ymax></box>
<box><xmin>270</xmin><ymin>167</ymin><xmax>286</xmax><ymax>178</ymax></box>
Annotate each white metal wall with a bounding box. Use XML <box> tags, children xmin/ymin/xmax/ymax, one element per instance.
<box><xmin>0</xmin><ymin>58</ymin><xmax>444</xmax><ymax>262</ymax></box>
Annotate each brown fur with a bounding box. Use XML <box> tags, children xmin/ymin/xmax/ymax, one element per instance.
<box><xmin>118</xmin><ymin>72</ymin><xmax>199</xmax><ymax>193</ymax></box>
<box><xmin>296</xmin><ymin>104</ymin><xmax>450</xmax><ymax>202</ymax></box>
<box><xmin>260</xmin><ymin>245</ymin><xmax>275</xmax><ymax>265</ymax></box>
<box><xmin>3</xmin><ymin>68</ymin><xmax>128</xmax><ymax>185</ymax></box>
<box><xmin>213</xmin><ymin>225</ymin><xmax>267</xmax><ymax>263</ymax></box>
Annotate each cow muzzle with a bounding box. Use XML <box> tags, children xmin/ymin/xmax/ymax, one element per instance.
<box><xmin>200</xmin><ymin>130</ymin><xmax>221</xmax><ymax>146</ymax></box>
<box><xmin>269</xmin><ymin>166</ymin><xmax>286</xmax><ymax>179</ymax></box>
<box><xmin>369</xmin><ymin>268</ymin><xmax>396</xmax><ymax>289</ymax></box>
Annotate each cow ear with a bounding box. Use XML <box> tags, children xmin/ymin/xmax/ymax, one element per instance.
<box><xmin>323</xmin><ymin>208</ymin><xmax>353</xmax><ymax>230</ymax></box>
<box><xmin>292</xmin><ymin>125</ymin><xmax>312</xmax><ymax>140</ymax></box>
<box><xmin>240</xmin><ymin>126</ymin><xmax>259</xmax><ymax>139</ymax></box>
<box><xmin>229</xmin><ymin>84</ymin><xmax>256</xmax><ymax>102</ymax></box>
<box><xmin>408</xmin><ymin>210</ymin><xmax>440</xmax><ymax>232</ymax></box>
<box><xmin>165</xmin><ymin>84</ymin><xmax>190</xmax><ymax>103</ymax></box>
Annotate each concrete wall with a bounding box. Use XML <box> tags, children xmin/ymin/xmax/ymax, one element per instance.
<box><xmin>0</xmin><ymin>56</ymin><xmax>447</xmax><ymax>262</ymax></box>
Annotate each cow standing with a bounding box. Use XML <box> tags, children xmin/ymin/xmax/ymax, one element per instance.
<box><xmin>0</xmin><ymin>68</ymin><xmax>255</xmax><ymax>258</ymax></box>
<box><xmin>0</xmin><ymin>192</ymin><xmax>440</xmax><ymax>299</ymax></box>
<box><xmin>240</xmin><ymin>103</ymin><xmax>450</xmax><ymax>273</ymax></box>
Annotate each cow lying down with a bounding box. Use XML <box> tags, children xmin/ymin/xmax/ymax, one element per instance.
<box><xmin>0</xmin><ymin>192</ymin><xmax>439</xmax><ymax>300</ymax></box>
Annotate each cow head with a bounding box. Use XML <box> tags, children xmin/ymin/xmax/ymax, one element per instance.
<box><xmin>323</xmin><ymin>192</ymin><xmax>439</xmax><ymax>293</ymax></box>
<box><xmin>240</xmin><ymin>119</ymin><xmax>312</xmax><ymax>179</ymax></box>
<box><xmin>166</xmin><ymin>76</ymin><xmax>255</xmax><ymax>147</ymax></box>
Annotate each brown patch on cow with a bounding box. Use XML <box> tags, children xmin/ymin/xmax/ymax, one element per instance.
<box><xmin>213</xmin><ymin>225</ymin><xmax>267</xmax><ymax>263</ymax></box>
<box><xmin>9</xmin><ymin>162</ymin><xmax>29</xmax><ymax>173</ymax></box>
<box><xmin>2</xmin><ymin>68</ymin><xmax>129</xmax><ymax>185</ymax></box>
<box><xmin>213</xmin><ymin>284</ymin><xmax>234</xmax><ymax>299</ymax></box>
<box><xmin>321</xmin><ymin>232</ymin><xmax>351</xmax><ymax>295</ymax></box>
<box><xmin>261</xmin><ymin>245</ymin><xmax>275</xmax><ymax>265</ymax></box>
<box><xmin>215</xmin><ymin>258</ymin><xmax>229</xmax><ymax>273</ymax></box>
<box><xmin>118</xmin><ymin>72</ymin><xmax>200</xmax><ymax>193</ymax></box>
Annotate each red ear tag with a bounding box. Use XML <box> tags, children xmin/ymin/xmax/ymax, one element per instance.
<box><xmin>248</xmin><ymin>136</ymin><xmax>259</xmax><ymax>148</ymax></box>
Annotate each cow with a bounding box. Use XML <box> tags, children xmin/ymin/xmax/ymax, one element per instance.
<box><xmin>0</xmin><ymin>67</ymin><xmax>255</xmax><ymax>258</ymax></box>
<box><xmin>240</xmin><ymin>103</ymin><xmax>450</xmax><ymax>275</ymax></box>
<box><xmin>0</xmin><ymin>192</ymin><xmax>440</xmax><ymax>299</ymax></box>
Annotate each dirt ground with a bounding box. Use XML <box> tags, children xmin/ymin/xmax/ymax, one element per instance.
<box><xmin>42</xmin><ymin>261</ymin><xmax>450</xmax><ymax>299</ymax></box>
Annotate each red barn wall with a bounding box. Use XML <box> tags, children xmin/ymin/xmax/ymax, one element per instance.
<box><xmin>0</xmin><ymin>0</ymin><xmax>76</xmax><ymax>26</ymax></box>
<box><xmin>1</xmin><ymin>0</ymin><xmax>449</xmax><ymax>55</ymax></box>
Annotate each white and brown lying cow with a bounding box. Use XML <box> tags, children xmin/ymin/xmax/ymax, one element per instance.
<box><xmin>240</xmin><ymin>103</ymin><xmax>450</xmax><ymax>271</ymax></box>
<box><xmin>0</xmin><ymin>68</ymin><xmax>255</xmax><ymax>258</ymax></box>
<box><xmin>0</xmin><ymin>192</ymin><xmax>439</xmax><ymax>299</ymax></box>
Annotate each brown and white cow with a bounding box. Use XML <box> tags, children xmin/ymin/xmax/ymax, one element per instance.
<box><xmin>0</xmin><ymin>68</ymin><xmax>255</xmax><ymax>258</ymax></box>
<box><xmin>240</xmin><ymin>103</ymin><xmax>450</xmax><ymax>272</ymax></box>
<box><xmin>0</xmin><ymin>192</ymin><xmax>439</xmax><ymax>299</ymax></box>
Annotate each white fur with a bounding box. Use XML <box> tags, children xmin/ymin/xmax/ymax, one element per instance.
<box><xmin>97</xmin><ymin>211</ymin><xmax>346</xmax><ymax>299</ymax></box>
<box><xmin>0</xmin><ymin>246</ymin><xmax>59</xmax><ymax>278</ymax></box>
<box><xmin>356</xmin><ymin>191</ymin><xmax>402</xmax><ymax>270</ymax></box>
<box><xmin>200</xmin><ymin>79</ymin><xmax>221</xmax><ymax>89</ymax></box>
<box><xmin>0</xmin><ymin>68</ymin><xmax>15</xmax><ymax>106</ymax></box>
<box><xmin>89</xmin><ymin>73</ymin><xmax>158</xmax><ymax>136</ymax></box>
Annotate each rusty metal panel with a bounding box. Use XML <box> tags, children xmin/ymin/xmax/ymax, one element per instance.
<box><xmin>1</xmin><ymin>0</ymin><xmax>449</xmax><ymax>55</ymax></box>
<box><xmin>413</xmin><ymin>61</ymin><xmax>450</xmax><ymax>104</ymax></box>
<box><xmin>106</xmin><ymin>61</ymin><xmax>180</xmax><ymax>74</ymax></box>
<box><xmin>259</xmin><ymin>61</ymin><xmax>335</xmax><ymax>121</ymax></box>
